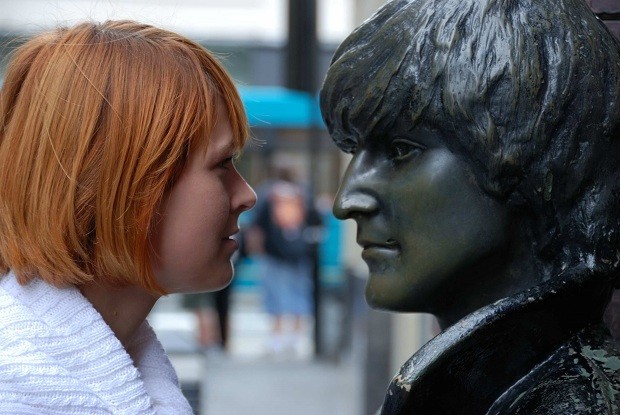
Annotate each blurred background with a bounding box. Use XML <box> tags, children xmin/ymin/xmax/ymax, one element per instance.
<box><xmin>0</xmin><ymin>2</ymin><xmax>438</xmax><ymax>413</ymax></box>
<box><xmin>2</xmin><ymin>1</ymin><xmax>618</xmax><ymax>414</ymax></box>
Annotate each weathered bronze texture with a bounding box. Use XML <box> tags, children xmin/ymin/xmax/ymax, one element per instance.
<box><xmin>320</xmin><ymin>0</ymin><xmax>620</xmax><ymax>413</ymax></box>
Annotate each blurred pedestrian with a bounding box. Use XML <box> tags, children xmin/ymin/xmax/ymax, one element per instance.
<box><xmin>0</xmin><ymin>20</ymin><xmax>255</xmax><ymax>414</ymax></box>
<box><xmin>182</xmin><ymin>291</ymin><xmax>225</xmax><ymax>349</ymax></box>
<box><xmin>249</xmin><ymin>167</ymin><xmax>321</xmax><ymax>357</ymax></box>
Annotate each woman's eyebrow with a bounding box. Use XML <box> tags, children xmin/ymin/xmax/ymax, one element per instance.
<box><xmin>210</xmin><ymin>140</ymin><xmax>236</xmax><ymax>157</ymax></box>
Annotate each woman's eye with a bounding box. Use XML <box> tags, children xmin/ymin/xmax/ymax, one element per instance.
<box><xmin>389</xmin><ymin>139</ymin><xmax>425</xmax><ymax>161</ymax></box>
<box><xmin>218</xmin><ymin>157</ymin><xmax>234</xmax><ymax>169</ymax></box>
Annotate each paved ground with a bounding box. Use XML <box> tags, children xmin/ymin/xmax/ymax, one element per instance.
<box><xmin>150</xmin><ymin>291</ymin><xmax>363</xmax><ymax>415</ymax></box>
<box><xmin>202</xmin><ymin>354</ymin><xmax>362</xmax><ymax>415</ymax></box>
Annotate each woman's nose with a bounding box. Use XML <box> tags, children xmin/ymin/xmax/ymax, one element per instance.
<box><xmin>333</xmin><ymin>153</ymin><xmax>379</xmax><ymax>220</ymax></box>
<box><xmin>233</xmin><ymin>174</ymin><xmax>257</xmax><ymax>213</ymax></box>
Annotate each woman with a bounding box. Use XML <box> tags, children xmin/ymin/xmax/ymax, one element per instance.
<box><xmin>320</xmin><ymin>0</ymin><xmax>620</xmax><ymax>413</ymax></box>
<box><xmin>0</xmin><ymin>21</ymin><xmax>256</xmax><ymax>414</ymax></box>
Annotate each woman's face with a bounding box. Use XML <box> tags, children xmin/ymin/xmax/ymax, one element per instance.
<box><xmin>149</xmin><ymin>104</ymin><xmax>256</xmax><ymax>294</ymax></box>
<box><xmin>333</xmin><ymin>122</ymin><xmax>510</xmax><ymax>313</ymax></box>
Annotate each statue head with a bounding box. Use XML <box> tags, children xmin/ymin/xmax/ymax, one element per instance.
<box><xmin>320</xmin><ymin>0</ymin><xmax>620</xmax><ymax>327</ymax></box>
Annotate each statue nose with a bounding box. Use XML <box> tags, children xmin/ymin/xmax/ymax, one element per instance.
<box><xmin>333</xmin><ymin>150</ymin><xmax>379</xmax><ymax>220</ymax></box>
<box><xmin>333</xmin><ymin>190</ymin><xmax>378</xmax><ymax>220</ymax></box>
<box><xmin>333</xmin><ymin>153</ymin><xmax>379</xmax><ymax>220</ymax></box>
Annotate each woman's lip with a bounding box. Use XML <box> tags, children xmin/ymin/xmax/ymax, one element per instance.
<box><xmin>224</xmin><ymin>229</ymin><xmax>240</xmax><ymax>238</ymax></box>
<box><xmin>222</xmin><ymin>237</ymin><xmax>238</xmax><ymax>250</ymax></box>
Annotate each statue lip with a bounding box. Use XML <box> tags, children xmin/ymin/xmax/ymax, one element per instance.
<box><xmin>361</xmin><ymin>241</ymin><xmax>401</xmax><ymax>262</ymax></box>
<box><xmin>358</xmin><ymin>238</ymin><xmax>401</xmax><ymax>251</ymax></box>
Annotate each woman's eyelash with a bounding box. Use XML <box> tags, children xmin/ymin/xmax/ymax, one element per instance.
<box><xmin>218</xmin><ymin>157</ymin><xmax>234</xmax><ymax>169</ymax></box>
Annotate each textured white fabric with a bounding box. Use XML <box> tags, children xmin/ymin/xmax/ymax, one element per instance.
<box><xmin>0</xmin><ymin>272</ymin><xmax>193</xmax><ymax>415</ymax></box>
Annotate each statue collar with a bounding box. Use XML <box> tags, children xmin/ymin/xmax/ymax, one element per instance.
<box><xmin>380</xmin><ymin>266</ymin><xmax>613</xmax><ymax>415</ymax></box>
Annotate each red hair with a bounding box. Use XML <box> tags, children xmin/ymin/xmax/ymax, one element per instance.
<box><xmin>0</xmin><ymin>20</ymin><xmax>248</xmax><ymax>295</ymax></box>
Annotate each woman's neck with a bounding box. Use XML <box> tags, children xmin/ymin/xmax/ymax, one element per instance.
<box><xmin>79</xmin><ymin>281</ymin><xmax>159</xmax><ymax>348</ymax></box>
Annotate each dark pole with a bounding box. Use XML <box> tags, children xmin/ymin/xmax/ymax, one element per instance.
<box><xmin>286</xmin><ymin>0</ymin><xmax>318</xmax><ymax>93</ymax></box>
<box><xmin>286</xmin><ymin>0</ymin><xmax>323</xmax><ymax>357</ymax></box>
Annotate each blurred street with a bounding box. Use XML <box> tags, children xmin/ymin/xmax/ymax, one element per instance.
<box><xmin>150</xmin><ymin>290</ymin><xmax>364</xmax><ymax>415</ymax></box>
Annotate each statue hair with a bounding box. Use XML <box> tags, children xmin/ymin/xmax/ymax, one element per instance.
<box><xmin>320</xmin><ymin>0</ymin><xmax>620</xmax><ymax>282</ymax></box>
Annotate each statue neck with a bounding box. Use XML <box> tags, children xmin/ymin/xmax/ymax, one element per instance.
<box><xmin>435</xmin><ymin>222</ymin><xmax>548</xmax><ymax>330</ymax></box>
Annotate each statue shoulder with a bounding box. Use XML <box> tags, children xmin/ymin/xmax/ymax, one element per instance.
<box><xmin>488</xmin><ymin>324</ymin><xmax>620</xmax><ymax>415</ymax></box>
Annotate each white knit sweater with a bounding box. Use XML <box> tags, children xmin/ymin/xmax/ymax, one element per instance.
<box><xmin>0</xmin><ymin>272</ymin><xmax>194</xmax><ymax>415</ymax></box>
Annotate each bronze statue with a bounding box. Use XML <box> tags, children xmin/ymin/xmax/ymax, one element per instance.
<box><xmin>320</xmin><ymin>0</ymin><xmax>620</xmax><ymax>413</ymax></box>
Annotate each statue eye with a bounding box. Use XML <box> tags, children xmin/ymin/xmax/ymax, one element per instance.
<box><xmin>389</xmin><ymin>139</ymin><xmax>425</xmax><ymax>161</ymax></box>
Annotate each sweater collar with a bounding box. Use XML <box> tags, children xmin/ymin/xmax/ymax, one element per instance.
<box><xmin>0</xmin><ymin>273</ymin><xmax>192</xmax><ymax>415</ymax></box>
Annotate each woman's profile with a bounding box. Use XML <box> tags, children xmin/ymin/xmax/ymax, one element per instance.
<box><xmin>0</xmin><ymin>20</ymin><xmax>256</xmax><ymax>413</ymax></box>
<box><xmin>320</xmin><ymin>0</ymin><xmax>620</xmax><ymax>413</ymax></box>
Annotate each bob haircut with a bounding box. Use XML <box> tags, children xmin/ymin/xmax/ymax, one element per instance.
<box><xmin>320</xmin><ymin>0</ymin><xmax>620</xmax><ymax>280</ymax></box>
<box><xmin>0</xmin><ymin>20</ymin><xmax>249</xmax><ymax>295</ymax></box>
